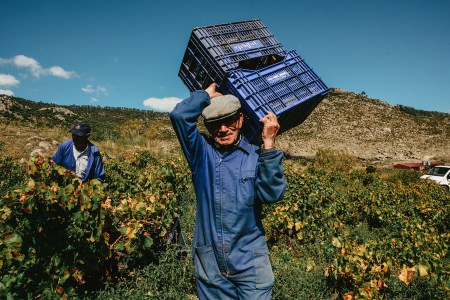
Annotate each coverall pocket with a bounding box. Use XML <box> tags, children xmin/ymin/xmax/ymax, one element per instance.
<box><xmin>253</xmin><ymin>247</ymin><xmax>275</xmax><ymax>289</ymax></box>
<box><xmin>194</xmin><ymin>245</ymin><xmax>221</xmax><ymax>285</ymax></box>
<box><xmin>240</xmin><ymin>170</ymin><xmax>256</xmax><ymax>207</ymax></box>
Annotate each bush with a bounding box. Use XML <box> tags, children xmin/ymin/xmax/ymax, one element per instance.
<box><xmin>314</xmin><ymin>148</ymin><xmax>358</xmax><ymax>173</ymax></box>
<box><xmin>3</xmin><ymin>152</ymin><xmax>449</xmax><ymax>299</ymax></box>
<box><xmin>0</xmin><ymin>156</ymin><xmax>26</xmax><ymax>196</ymax></box>
<box><xmin>366</xmin><ymin>165</ymin><xmax>377</xmax><ymax>173</ymax></box>
<box><xmin>0</xmin><ymin>153</ymin><xmax>184</xmax><ymax>299</ymax></box>
<box><xmin>264</xmin><ymin>166</ymin><xmax>450</xmax><ymax>298</ymax></box>
<box><xmin>386</xmin><ymin>169</ymin><xmax>422</xmax><ymax>185</ymax></box>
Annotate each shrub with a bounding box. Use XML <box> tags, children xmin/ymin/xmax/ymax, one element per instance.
<box><xmin>3</xmin><ymin>151</ymin><xmax>449</xmax><ymax>299</ymax></box>
<box><xmin>0</xmin><ymin>156</ymin><xmax>26</xmax><ymax>196</ymax></box>
<box><xmin>314</xmin><ymin>148</ymin><xmax>358</xmax><ymax>173</ymax></box>
<box><xmin>366</xmin><ymin>165</ymin><xmax>377</xmax><ymax>173</ymax></box>
<box><xmin>264</xmin><ymin>166</ymin><xmax>450</xmax><ymax>298</ymax></box>
<box><xmin>386</xmin><ymin>169</ymin><xmax>422</xmax><ymax>185</ymax></box>
<box><xmin>0</xmin><ymin>154</ymin><xmax>183</xmax><ymax>299</ymax></box>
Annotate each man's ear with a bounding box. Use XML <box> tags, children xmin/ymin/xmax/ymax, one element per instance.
<box><xmin>237</xmin><ymin>112</ymin><xmax>244</xmax><ymax>129</ymax></box>
<box><xmin>85</xmin><ymin>133</ymin><xmax>91</xmax><ymax>139</ymax></box>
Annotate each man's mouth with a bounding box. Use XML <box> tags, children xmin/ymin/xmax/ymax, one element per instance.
<box><xmin>216</xmin><ymin>132</ymin><xmax>231</xmax><ymax>138</ymax></box>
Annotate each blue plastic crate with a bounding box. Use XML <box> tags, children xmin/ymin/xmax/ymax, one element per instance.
<box><xmin>179</xmin><ymin>19</ymin><xmax>286</xmax><ymax>92</ymax></box>
<box><xmin>222</xmin><ymin>50</ymin><xmax>329</xmax><ymax>143</ymax></box>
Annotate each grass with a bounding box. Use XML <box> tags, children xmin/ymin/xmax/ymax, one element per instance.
<box><xmin>89</xmin><ymin>248</ymin><xmax>196</xmax><ymax>300</ymax></box>
<box><xmin>0</xmin><ymin>120</ymin><xmax>181</xmax><ymax>162</ymax></box>
<box><xmin>0</xmin><ymin>123</ymin><xmax>67</xmax><ymax>159</ymax></box>
<box><xmin>270</xmin><ymin>238</ymin><xmax>334</xmax><ymax>300</ymax></box>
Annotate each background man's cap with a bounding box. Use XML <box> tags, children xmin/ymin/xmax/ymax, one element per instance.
<box><xmin>69</xmin><ymin>121</ymin><xmax>91</xmax><ymax>136</ymax></box>
<box><xmin>202</xmin><ymin>95</ymin><xmax>241</xmax><ymax>122</ymax></box>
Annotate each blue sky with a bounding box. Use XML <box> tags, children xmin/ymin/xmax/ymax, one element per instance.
<box><xmin>1</xmin><ymin>0</ymin><xmax>449</xmax><ymax>113</ymax></box>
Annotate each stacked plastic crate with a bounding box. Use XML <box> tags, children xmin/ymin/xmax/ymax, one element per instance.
<box><xmin>178</xmin><ymin>19</ymin><xmax>328</xmax><ymax>143</ymax></box>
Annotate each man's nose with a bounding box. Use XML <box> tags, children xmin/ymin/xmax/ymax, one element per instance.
<box><xmin>218</xmin><ymin>124</ymin><xmax>229</xmax><ymax>132</ymax></box>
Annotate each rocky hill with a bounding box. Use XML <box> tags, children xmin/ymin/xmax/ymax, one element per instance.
<box><xmin>277</xmin><ymin>89</ymin><xmax>450</xmax><ymax>163</ymax></box>
<box><xmin>1</xmin><ymin>90</ymin><xmax>449</xmax><ymax>164</ymax></box>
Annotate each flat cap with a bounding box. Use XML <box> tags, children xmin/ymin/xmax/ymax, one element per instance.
<box><xmin>202</xmin><ymin>94</ymin><xmax>241</xmax><ymax>122</ymax></box>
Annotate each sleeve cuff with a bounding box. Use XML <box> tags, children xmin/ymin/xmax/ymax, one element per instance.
<box><xmin>261</xmin><ymin>147</ymin><xmax>276</xmax><ymax>153</ymax></box>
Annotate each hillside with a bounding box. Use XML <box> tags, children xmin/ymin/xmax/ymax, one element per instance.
<box><xmin>277</xmin><ymin>89</ymin><xmax>450</xmax><ymax>163</ymax></box>
<box><xmin>1</xmin><ymin>90</ymin><xmax>449</xmax><ymax>164</ymax></box>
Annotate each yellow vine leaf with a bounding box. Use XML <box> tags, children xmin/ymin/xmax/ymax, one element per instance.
<box><xmin>27</xmin><ymin>179</ymin><xmax>36</xmax><ymax>189</ymax></box>
<box><xmin>418</xmin><ymin>264</ymin><xmax>429</xmax><ymax>277</ymax></box>
<box><xmin>332</xmin><ymin>237</ymin><xmax>342</xmax><ymax>248</ymax></box>
<box><xmin>398</xmin><ymin>265</ymin><xmax>416</xmax><ymax>285</ymax></box>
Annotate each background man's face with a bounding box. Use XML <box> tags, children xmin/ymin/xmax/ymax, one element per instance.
<box><xmin>72</xmin><ymin>134</ymin><xmax>89</xmax><ymax>151</ymax></box>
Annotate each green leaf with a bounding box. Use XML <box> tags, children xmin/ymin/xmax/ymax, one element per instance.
<box><xmin>143</xmin><ymin>237</ymin><xmax>153</xmax><ymax>249</ymax></box>
<box><xmin>115</xmin><ymin>242</ymin><xmax>125</xmax><ymax>251</ymax></box>
<box><xmin>6</xmin><ymin>234</ymin><xmax>22</xmax><ymax>247</ymax></box>
<box><xmin>59</xmin><ymin>270</ymin><xmax>70</xmax><ymax>285</ymax></box>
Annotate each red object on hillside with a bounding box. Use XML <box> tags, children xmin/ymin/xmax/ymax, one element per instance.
<box><xmin>393</xmin><ymin>161</ymin><xmax>442</xmax><ymax>170</ymax></box>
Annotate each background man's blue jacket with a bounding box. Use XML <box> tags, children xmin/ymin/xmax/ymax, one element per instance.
<box><xmin>52</xmin><ymin>140</ymin><xmax>105</xmax><ymax>182</ymax></box>
<box><xmin>170</xmin><ymin>90</ymin><xmax>286</xmax><ymax>288</ymax></box>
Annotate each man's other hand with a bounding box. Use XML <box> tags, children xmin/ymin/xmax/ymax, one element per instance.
<box><xmin>259</xmin><ymin>111</ymin><xmax>280</xmax><ymax>150</ymax></box>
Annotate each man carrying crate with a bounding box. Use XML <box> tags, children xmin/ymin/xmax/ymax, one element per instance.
<box><xmin>170</xmin><ymin>83</ymin><xmax>286</xmax><ymax>299</ymax></box>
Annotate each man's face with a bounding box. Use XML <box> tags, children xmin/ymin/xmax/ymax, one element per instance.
<box><xmin>72</xmin><ymin>134</ymin><xmax>89</xmax><ymax>151</ymax></box>
<box><xmin>205</xmin><ymin>112</ymin><xmax>243</xmax><ymax>148</ymax></box>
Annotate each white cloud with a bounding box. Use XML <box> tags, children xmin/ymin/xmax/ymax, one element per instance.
<box><xmin>0</xmin><ymin>74</ymin><xmax>20</xmax><ymax>87</ymax></box>
<box><xmin>0</xmin><ymin>89</ymin><xmax>14</xmax><ymax>96</ymax></box>
<box><xmin>90</xmin><ymin>97</ymin><xmax>98</xmax><ymax>103</ymax></box>
<box><xmin>81</xmin><ymin>84</ymin><xmax>108</xmax><ymax>95</ymax></box>
<box><xmin>82</xmin><ymin>84</ymin><xmax>95</xmax><ymax>93</ymax></box>
<box><xmin>13</xmin><ymin>55</ymin><xmax>42</xmax><ymax>77</ymax></box>
<box><xmin>47</xmin><ymin>66</ymin><xmax>75</xmax><ymax>79</ymax></box>
<box><xmin>0</xmin><ymin>55</ymin><xmax>76</xmax><ymax>79</ymax></box>
<box><xmin>143</xmin><ymin>97</ymin><xmax>182</xmax><ymax>112</ymax></box>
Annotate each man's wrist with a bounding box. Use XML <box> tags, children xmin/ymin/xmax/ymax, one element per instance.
<box><xmin>262</xmin><ymin>139</ymin><xmax>275</xmax><ymax>150</ymax></box>
<box><xmin>261</xmin><ymin>142</ymin><xmax>275</xmax><ymax>152</ymax></box>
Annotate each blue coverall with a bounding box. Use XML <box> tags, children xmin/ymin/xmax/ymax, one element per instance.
<box><xmin>170</xmin><ymin>90</ymin><xmax>286</xmax><ymax>299</ymax></box>
<box><xmin>52</xmin><ymin>139</ymin><xmax>105</xmax><ymax>182</ymax></box>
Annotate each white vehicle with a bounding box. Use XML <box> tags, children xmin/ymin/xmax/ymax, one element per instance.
<box><xmin>420</xmin><ymin>165</ymin><xmax>450</xmax><ymax>191</ymax></box>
